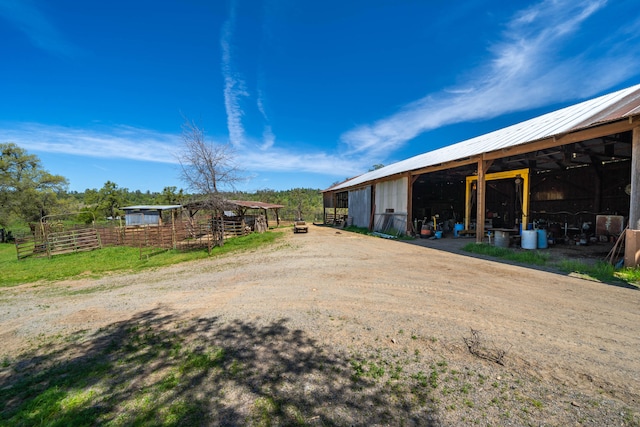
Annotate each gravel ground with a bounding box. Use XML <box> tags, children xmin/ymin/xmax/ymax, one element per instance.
<box><xmin>1</xmin><ymin>225</ymin><xmax>639</xmax><ymax>426</ymax></box>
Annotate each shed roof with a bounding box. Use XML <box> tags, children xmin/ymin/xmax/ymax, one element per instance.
<box><xmin>228</xmin><ymin>200</ymin><xmax>285</xmax><ymax>210</ymax></box>
<box><xmin>329</xmin><ymin>83</ymin><xmax>640</xmax><ymax>191</ymax></box>
<box><xmin>122</xmin><ymin>205</ymin><xmax>182</xmax><ymax>211</ymax></box>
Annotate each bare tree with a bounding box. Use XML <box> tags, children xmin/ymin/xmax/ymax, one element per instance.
<box><xmin>177</xmin><ymin>119</ymin><xmax>242</xmax><ymax>246</ymax></box>
<box><xmin>177</xmin><ymin>118</ymin><xmax>241</xmax><ymax>209</ymax></box>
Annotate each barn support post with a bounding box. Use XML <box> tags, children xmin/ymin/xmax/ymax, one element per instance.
<box><xmin>464</xmin><ymin>180</ymin><xmax>474</xmax><ymax>231</ymax></box>
<box><xmin>407</xmin><ymin>173</ymin><xmax>418</xmax><ymax>235</ymax></box>
<box><xmin>521</xmin><ymin>169</ymin><xmax>530</xmax><ymax>228</ymax></box>
<box><xmin>475</xmin><ymin>160</ymin><xmax>486</xmax><ymax>243</ymax></box>
<box><xmin>466</xmin><ymin>167</ymin><xmax>528</xmax><ymax>237</ymax></box>
<box><xmin>625</xmin><ymin>126</ymin><xmax>640</xmax><ymax>266</ymax></box>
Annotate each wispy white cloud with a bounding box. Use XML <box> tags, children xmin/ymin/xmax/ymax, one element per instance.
<box><xmin>0</xmin><ymin>0</ymin><xmax>82</xmax><ymax>57</ymax></box>
<box><xmin>256</xmin><ymin>1</ymin><xmax>277</xmax><ymax>151</ymax></box>
<box><xmin>0</xmin><ymin>122</ymin><xmax>362</xmax><ymax>178</ymax></box>
<box><xmin>236</xmin><ymin>143</ymin><xmax>363</xmax><ymax>177</ymax></box>
<box><xmin>1</xmin><ymin>122</ymin><xmax>180</xmax><ymax>163</ymax></box>
<box><xmin>340</xmin><ymin>0</ymin><xmax>632</xmax><ymax>157</ymax></box>
<box><xmin>221</xmin><ymin>0</ymin><xmax>277</xmax><ymax>152</ymax></box>
<box><xmin>256</xmin><ymin>89</ymin><xmax>276</xmax><ymax>150</ymax></box>
<box><xmin>220</xmin><ymin>0</ymin><xmax>249</xmax><ymax>147</ymax></box>
<box><xmin>261</xmin><ymin>124</ymin><xmax>275</xmax><ymax>150</ymax></box>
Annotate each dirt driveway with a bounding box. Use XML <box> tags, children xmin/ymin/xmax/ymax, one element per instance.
<box><xmin>1</xmin><ymin>225</ymin><xmax>639</xmax><ymax>425</ymax></box>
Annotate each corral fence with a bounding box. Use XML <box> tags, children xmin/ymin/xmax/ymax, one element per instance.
<box><xmin>14</xmin><ymin>223</ymin><xmax>101</xmax><ymax>259</ymax></box>
<box><xmin>15</xmin><ymin>217</ymin><xmax>252</xmax><ymax>260</ymax></box>
<box><xmin>15</xmin><ymin>235</ymin><xmax>37</xmax><ymax>259</ymax></box>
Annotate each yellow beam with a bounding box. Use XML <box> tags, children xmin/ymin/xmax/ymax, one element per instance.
<box><xmin>465</xmin><ymin>168</ymin><xmax>530</xmax><ymax>230</ymax></box>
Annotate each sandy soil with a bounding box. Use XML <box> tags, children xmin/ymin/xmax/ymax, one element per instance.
<box><xmin>1</xmin><ymin>225</ymin><xmax>639</xmax><ymax>425</ymax></box>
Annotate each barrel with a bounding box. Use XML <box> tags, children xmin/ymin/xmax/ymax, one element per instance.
<box><xmin>454</xmin><ymin>223</ymin><xmax>464</xmax><ymax>238</ymax></box>
<box><xmin>521</xmin><ymin>230</ymin><xmax>537</xmax><ymax>249</ymax></box>
<box><xmin>494</xmin><ymin>230</ymin><xmax>510</xmax><ymax>248</ymax></box>
<box><xmin>537</xmin><ymin>229</ymin><xmax>548</xmax><ymax>249</ymax></box>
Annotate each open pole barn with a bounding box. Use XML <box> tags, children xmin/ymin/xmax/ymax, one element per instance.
<box><xmin>323</xmin><ymin>83</ymin><xmax>640</xmax><ymax>266</ymax></box>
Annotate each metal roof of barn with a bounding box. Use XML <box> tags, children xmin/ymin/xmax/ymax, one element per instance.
<box><xmin>328</xmin><ymin>83</ymin><xmax>640</xmax><ymax>191</ymax></box>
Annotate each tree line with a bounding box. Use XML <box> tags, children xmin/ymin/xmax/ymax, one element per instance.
<box><xmin>0</xmin><ymin>142</ymin><xmax>324</xmax><ymax>231</ymax></box>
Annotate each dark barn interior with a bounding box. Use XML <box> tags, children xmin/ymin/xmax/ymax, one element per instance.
<box><xmin>411</xmin><ymin>130</ymin><xmax>631</xmax><ymax>243</ymax></box>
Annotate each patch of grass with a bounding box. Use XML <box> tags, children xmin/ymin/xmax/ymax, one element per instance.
<box><xmin>617</xmin><ymin>268</ymin><xmax>640</xmax><ymax>285</ymax></box>
<box><xmin>558</xmin><ymin>259</ymin><xmax>640</xmax><ymax>286</ymax></box>
<box><xmin>429</xmin><ymin>369</ymin><xmax>439</xmax><ymax>389</ymax></box>
<box><xmin>462</xmin><ymin>243</ymin><xmax>549</xmax><ymax>265</ymax></box>
<box><xmin>0</xmin><ymin>231</ymin><xmax>283</xmax><ymax>287</ymax></box>
<box><xmin>557</xmin><ymin>259</ymin><xmax>611</xmax><ymax>280</ymax></box>
<box><xmin>0</xmin><ymin>318</ymin><xmax>223</xmax><ymax>426</ymax></box>
<box><xmin>530</xmin><ymin>398</ymin><xmax>543</xmax><ymax>409</ymax></box>
<box><xmin>390</xmin><ymin>364</ymin><xmax>403</xmax><ymax>380</ymax></box>
<box><xmin>350</xmin><ymin>358</ymin><xmax>386</xmax><ymax>381</ymax></box>
<box><xmin>412</xmin><ymin>371</ymin><xmax>429</xmax><ymax>388</ymax></box>
<box><xmin>252</xmin><ymin>396</ymin><xmax>278</xmax><ymax>422</ymax></box>
<box><xmin>179</xmin><ymin>347</ymin><xmax>225</xmax><ymax>373</ymax></box>
<box><xmin>461</xmin><ymin>383</ymin><xmax>472</xmax><ymax>394</ymax></box>
<box><xmin>343</xmin><ymin>225</ymin><xmax>370</xmax><ymax>235</ymax></box>
<box><xmin>463</xmin><ymin>242</ymin><xmax>640</xmax><ymax>287</ymax></box>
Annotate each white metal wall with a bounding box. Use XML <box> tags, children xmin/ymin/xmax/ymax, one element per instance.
<box><xmin>373</xmin><ymin>177</ymin><xmax>408</xmax><ymax>233</ymax></box>
<box><xmin>375</xmin><ymin>178</ymin><xmax>408</xmax><ymax>214</ymax></box>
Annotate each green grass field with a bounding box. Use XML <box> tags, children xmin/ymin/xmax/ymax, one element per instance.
<box><xmin>0</xmin><ymin>231</ymin><xmax>283</xmax><ymax>287</ymax></box>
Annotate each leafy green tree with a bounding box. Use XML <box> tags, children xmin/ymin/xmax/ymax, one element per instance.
<box><xmin>156</xmin><ymin>186</ymin><xmax>184</xmax><ymax>205</ymax></box>
<box><xmin>0</xmin><ymin>143</ymin><xmax>68</xmax><ymax>227</ymax></box>
<box><xmin>85</xmin><ymin>181</ymin><xmax>126</xmax><ymax>219</ymax></box>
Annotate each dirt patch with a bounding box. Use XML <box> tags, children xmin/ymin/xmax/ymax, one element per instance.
<box><xmin>1</xmin><ymin>225</ymin><xmax>639</xmax><ymax>425</ymax></box>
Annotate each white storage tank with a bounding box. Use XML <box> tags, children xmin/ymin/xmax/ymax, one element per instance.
<box><xmin>521</xmin><ymin>230</ymin><xmax>537</xmax><ymax>249</ymax></box>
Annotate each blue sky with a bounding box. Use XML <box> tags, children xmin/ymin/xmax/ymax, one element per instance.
<box><xmin>1</xmin><ymin>0</ymin><xmax>640</xmax><ymax>193</ymax></box>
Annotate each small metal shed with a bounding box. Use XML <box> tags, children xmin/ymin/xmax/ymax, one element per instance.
<box><xmin>122</xmin><ymin>205</ymin><xmax>181</xmax><ymax>226</ymax></box>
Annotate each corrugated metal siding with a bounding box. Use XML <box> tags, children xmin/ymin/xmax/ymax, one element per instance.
<box><xmin>125</xmin><ymin>211</ymin><xmax>160</xmax><ymax>226</ymax></box>
<box><xmin>331</xmin><ymin>83</ymin><xmax>640</xmax><ymax>191</ymax></box>
<box><xmin>375</xmin><ymin>178</ymin><xmax>408</xmax><ymax>214</ymax></box>
<box><xmin>372</xmin><ymin>178</ymin><xmax>408</xmax><ymax>233</ymax></box>
<box><xmin>348</xmin><ymin>186</ymin><xmax>371</xmax><ymax>228</ymax></box>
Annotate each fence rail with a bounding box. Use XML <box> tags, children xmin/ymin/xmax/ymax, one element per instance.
<box><xmin>46</xmin><ymin>228</ymin><xmax>101</xmax><ymax>256</ymax></box>
<box><xmin>15</xmin><ymin>236</ymin><xmax>36</xmax><ymax>259</ymax></box>
<box><xmin>15</xmin><ymin>218</ymin><xmax>252</xmax><ymax>260</ymax></box>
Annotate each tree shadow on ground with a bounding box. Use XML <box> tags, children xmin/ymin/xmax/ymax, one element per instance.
<box><xmin>0</xmin><ymin>309</ymin><xmax>440</xmax><ymax>426</ymax></box>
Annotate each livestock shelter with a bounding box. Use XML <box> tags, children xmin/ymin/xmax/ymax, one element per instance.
<box><xmin>181</xmin><ymin>199</ymin><xmax>285</xmax><ymax>231</ymax></box>
<box><xmin>227</xmin><ymin>200</ymin><xmax>285</xmax><ymax>228</ymax></box>
<box><xmin>323</xmin><ymin>83</ymin><xmax>640</xmax><ymax>266</ymax></box>
<box><xmin>122</xmin><ymin>205</ymin><xmax>181</xmax><ymax>226</ymax></box>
